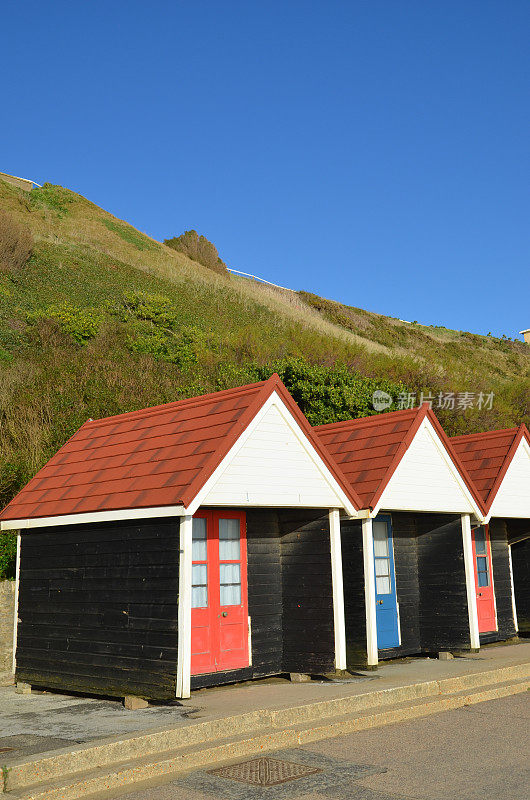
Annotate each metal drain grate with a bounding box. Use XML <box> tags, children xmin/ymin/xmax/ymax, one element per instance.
<box><xmin>209</xmin><ymin>756</ymin><xmax>322</xmax><ymax>786</ymax></box>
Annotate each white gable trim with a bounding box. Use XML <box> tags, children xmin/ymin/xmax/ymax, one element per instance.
<box><xmin>187</xmin><ymin>391</ymin><xmax>359</xmax><ymax>516</ymax></box>
<box><xmin>486</xmin><ymin>438</ymin><xmax>530</xmax><ymax>523</ymax></box>
<box><xmin>373</xmin><ymin>418</ymin><xmax>484</xmax><ymax>520</ymax></box>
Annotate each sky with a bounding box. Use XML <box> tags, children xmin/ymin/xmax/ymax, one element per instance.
<box><xmin>2</xmin><ymin>1</ymin><xmax>529</xmax><ymax>338</ymax></box>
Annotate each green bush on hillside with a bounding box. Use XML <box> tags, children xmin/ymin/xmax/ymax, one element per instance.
<box><xmin>118</xmin><ymin>290</ymin><xmax>181</xmax><ymax>329</ymax></box>
<box><xmin>126</xmin><ymin>326</ymin><xmax>199</xmax><ymax>366</ymax></box>
<box><xmin>27</xmin><ymin>301</ymin><xmax>102</xmax><ymax>344</ymax></box>
<box><xmin>164</xmin><ymin>229</ymin><xmax>228</xmax><ymax>275</ymax></box>
<box><xmin>256</xmin><ymin>358</ymin><xmax>408</xmax><ymax>425</ymax></box>
<box><xmin>217</xmin><ymin>357</ymin><xmax>408</xmax><ymax>426</ymax></box>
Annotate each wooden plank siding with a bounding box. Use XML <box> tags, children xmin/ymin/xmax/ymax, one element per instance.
<box><xmin>16</xmin><ymin>519</ymin><xmax>180</xmax><ymax>700</ymax></box>
<box><xmin>340</xmin><ymin>513</ymin><xmax>475</xmax><ymax>667</ymax></box>
<box><xmin>511</xmin><ymin>536</ymin><xmax>530</xmax><ymax>635</ymax></box>
<box><xmin>202</xmin><ymin>402</ymin><xmax>346</xmax><ymax>509</ymax></box>
<box><xmin>192</xmin><ymin>508</ymin><xmax>336</xmax><ymax>689</ymax></box>
<box><xmin>279</xmin><ymin>510</ymin><xmax>335</xmax><ymax>675</ymax></box>
<box><xmin>17</xmin><ymin>509</ymin><xmax>336</xmax><ymax>698</ymax></box>
<box><xmin>339</xmin><ymin>519</ymin><xmax>367</xmax><ymax>667</ymax></box>
<box><xmin>479</xmin><ymin>519</ymin><xmax>517</xmax><ymax>644</ymax></box>
<box><xmin>416</xmin><ymin>514</ymin><xmax>470</xmax><ymax>653</ymax></box>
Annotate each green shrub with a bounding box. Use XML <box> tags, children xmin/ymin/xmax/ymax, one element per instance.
<box><xmin>27</xmin><ymin>301</ymin><xmax>102</xmax><ymax>344</ymax></box>
<box><xmin>0</xmin><ymin>210</ymin><xmax>33</xmax><ymax>273</ymax></box>
<box><xmin>126</xmin><ymin>326</ymin><xmax>199</xmax><ymax>366</ymax></box>
<box><xmin>224</xmin><ymin>357</ymin><xmax>408</xmax><ymax>425</ymax></box>
<box><xmin>119</xmin><ymin>290</ymin><xmax>180</xmax><ymax>329</ymax></box>
<box><xmin>164</xmin><ymin>229</ymin><xmax>228</xmax><ymax>274</ymax></box>
<box><xmin>0</xmin><ymin>533</ymin><xmax>17</xmax><ymax>580</ymax></box>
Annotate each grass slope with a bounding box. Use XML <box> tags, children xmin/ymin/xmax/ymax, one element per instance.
<box><xmin>0</xmin><ymin>178</ymin><xmax>528</xmax><ymax>520</ymax></box>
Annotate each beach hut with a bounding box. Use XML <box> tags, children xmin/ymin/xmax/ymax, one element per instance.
<box><xmin>452</xmin><ymin>424</ymin><xmax>530</xmax><ymax>642</ymax></box>
<box><xmin>0</xmin><ymin>375</ymin><xmax>361</xmax><ymax>700</ymax></box>
<box><xmin>315</xmin><ymin>404</ymin><xmax>486</xmax><ymax>668</ymax></box>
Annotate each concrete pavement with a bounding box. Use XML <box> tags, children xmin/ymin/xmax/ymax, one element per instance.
<box><xmin>109</xmin><ymin>693</ymin><xmax>530</xmax><ymax>800</ymax></box>
<box><xmin>1</xmin><ymin>642</ymin><xmax>528</xmax><ymax>798</ymax></box>
<box><xmin>2</xmin><ymin>643</ymin><xmax>528</xmax><ymax>749</ymax></box>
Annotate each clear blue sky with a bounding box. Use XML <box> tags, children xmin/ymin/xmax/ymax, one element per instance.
<box><xmin>2</xmin><ymin>1</ymin><xmax>529</xmax><ymax>337</ymax></box>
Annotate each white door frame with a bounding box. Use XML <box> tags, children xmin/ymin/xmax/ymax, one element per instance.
<box><xmin>176</xmin><ymin>515</ymin><xmax>193</xmax><ymax>698</ymax></box>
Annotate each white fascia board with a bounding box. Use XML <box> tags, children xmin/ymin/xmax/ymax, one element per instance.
<box><xmin>372</xmin><ymin>418</ymin><xmax>484</xmax><ymax>521</ymax></box>
<box><xmin>0</xmin><ymin>504</ymin><xmax>186</xmax><ymax>531</ymax></box>
<box><xmin>338</xmin><ymin>509</ymin><xmax>371</xmax><ymax>521</ymax></box>
<box><xmin>485</xmin><ymin>438</ymin><xmax>530</xmax><ymax>523</ymax></box>
<box><xmin>187</xmin><ymin>391</ymin><xmax>359</xmax><ymax>517</ymax></box>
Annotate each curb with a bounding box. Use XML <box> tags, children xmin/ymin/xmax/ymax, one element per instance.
<box><xmin>3</xmin><ymin>665</ymin><xmax>529</xmax><ymax>798</ymax></box>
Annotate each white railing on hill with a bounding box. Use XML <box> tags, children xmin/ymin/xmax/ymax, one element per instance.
<box><xmin>227</xmin><ymin>268</ymin><xmax>294</xmax><ymax>292</ymax></box>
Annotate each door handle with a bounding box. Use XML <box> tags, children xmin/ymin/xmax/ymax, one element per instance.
<box><xmin>221</xmin><ymin>611</ymin><xmax>228</xmax><ymax>617</ymax></box>
<box><xmin>478</xmin><ymin>593</ymin><xmax>483</xmax><ymax>596</ymax></box>
<box><xmin>377</xmin><ymin>600</ymin><xmax>383</xmax><ymax>605</ymax></box>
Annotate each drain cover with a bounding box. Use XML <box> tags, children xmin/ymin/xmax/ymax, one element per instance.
<box><xmin>209</xmin><ymin>756</ymin><xmax>322</xmax><ymax>786</ymax></box>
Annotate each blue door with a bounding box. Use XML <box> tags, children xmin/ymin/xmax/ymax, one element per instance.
<box><xmin>373</xmin><ymin>515</ymin><xmax>400</xmax><ymax>649</ymax></box>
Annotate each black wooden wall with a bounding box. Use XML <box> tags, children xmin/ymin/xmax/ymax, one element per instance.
<box><xmin>383</xmin><ymin>513</ymin><xmax>421</xmax><ymax>659</ymax></box>
<box><xmin>16</xmin><ymin>519</ymin><xmax>180</xmax><ymax>700</ymax></box>
<box><xmin>339</xmin><ymin>512</ymin><xmax>474</xmax><ymax>666</ymax></box>
<box><xmin>416</xmin><ymin>514</ymin><xmax>471</xmax><ymax>652</ymax></box>
<box><xmin>191</xmin><ymin>508</ymin><xmax>335</xmax><ymax>689</ymax></box>
<box><xmin>511</xmin><ymin>536</ymin><xmax>530</xmax><ymax>635</ymax></box>
<box><xmin>479</xmin><ymin>519</ymin><xmax>517</xmax><ymax>644</ymax></box>
<box><xmin>339</xmin><ymin>519</ymin><xmax>367</xmax><ymax>667</ymax></box>
<box><xmin>279</xmin><ymin>510</ymin><xmax>335</xmax><ymax>675</ymax></box>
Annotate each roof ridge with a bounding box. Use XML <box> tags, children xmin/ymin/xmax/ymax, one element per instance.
<box><xmin>451</xmin><ymin>427</ymin><xmax>519</xmax><ymax>443</ymax></box>
<box><xmin>314</xmin><ymin>406</ymin><xmax>419</xmax><ymax>433</ymax></box>
<box><xmin>82</xmin><ymin>377</ymin><xmax>277</xmax><ymax>430</ymax></box>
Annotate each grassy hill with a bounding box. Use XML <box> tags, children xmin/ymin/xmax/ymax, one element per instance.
<box><xmin>0</xmin><ymin>178</ymin><xmax>528</xmax><ymax>519</ymax></box>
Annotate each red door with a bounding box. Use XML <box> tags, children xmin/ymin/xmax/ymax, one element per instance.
<box><xmin>191</xmin><ymin>511</ymin><xmax>249</xmax><ymax>675</ymax></box>
<box><xmin>472</xmin><ymin>525</ymin><xmax>496</xmax><ymax>634</ymax></box>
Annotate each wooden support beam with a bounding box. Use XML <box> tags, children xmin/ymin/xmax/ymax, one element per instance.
<box><xmin>176</xmin><ymin>515</ymin><xmax>193</xmax><ymax>699</ymax></box>
<box><xmin>362</xmin><ymin>517</ymin><xmax>378</xmax><ymax>666</ymax></box>
<box><xmin>508</xmin><ymin>544</ymin><xmax>518</xmax><ymax>633</ymax></box>
<box><xmin>461</xmin><ymin>513</ymin><xmax>480</xmax><ymax>650</ymax></box>
<box><xmin>329</xmin><ymin>509</ymin><xmax>347</xmax><ymax>671</ymax></box>
<box><xmin>12</xmin><ymin>532</ymin><xmax>21</xmax><ymax>675</ymax></box>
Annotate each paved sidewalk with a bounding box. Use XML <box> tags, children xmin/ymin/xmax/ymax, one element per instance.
<box><xmin>0</xmin><ymin>641</ymin><xmax>528</xmax><ymax>769</ymax></box>
<box><xmin>116</xmin><ymin>693</ymin><xmax>530</xmax><ymax>800</ymax></box>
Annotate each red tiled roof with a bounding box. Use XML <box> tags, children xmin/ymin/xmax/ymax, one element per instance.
<box><xmin>315</xmin><ymin>404</ymin><xmax>485</xmax><ymax>513</ymax></box>
<box><xmin>451</xmin><ymin>424</ymin><xmax>530</xmax><ymax>511</ymax></box>
<box><xmin>0</xmin><ymin>375</ymin><xmax>361</xmax><ymax>522</ymax></box>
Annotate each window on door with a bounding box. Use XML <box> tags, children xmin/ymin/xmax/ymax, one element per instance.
<box><xmin>192</xmin><ymin>517</ymin><xmax>208</xmax><ymax>608</ymax></box>
<box><xmin>373</xmin><ymin>520</ymin><xmax>392</xmax><ymax>595</ymax></box>
<box><xmin>219</xmin><ymin>518</ymin><xmax>242</xmax><ymax>606</ymax></box>
<box><xmin>474</xmin><ymin>527</ymin><xmax>490</xmax><ymax>588</ymax></box>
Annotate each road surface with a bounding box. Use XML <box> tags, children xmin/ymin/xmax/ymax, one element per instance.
<box><xmin>114</xmin><ymin>693</ymin><xmax>529</xmax><ymax>800</ymax></box>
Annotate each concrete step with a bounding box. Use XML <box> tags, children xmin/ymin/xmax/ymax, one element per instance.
<box><xmin>3</xmin><ymin>665</ymin><xmax>529</xmax><ymax>798</ymax></box>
